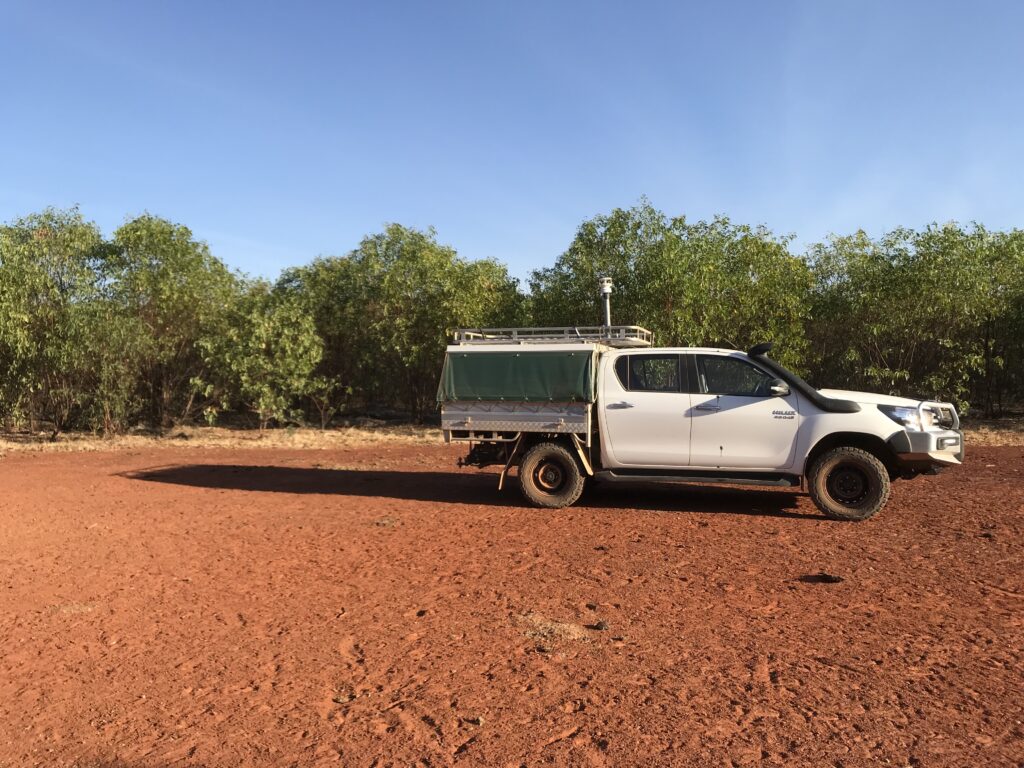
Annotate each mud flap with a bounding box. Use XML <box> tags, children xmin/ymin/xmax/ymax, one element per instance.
<box><xmin>570</xmin><ymin>433</ymin><xmax>594</xmax><ymax>477</ymax></box>
<box><xmin>497</xmin><ymin>435</ymin><xmax>525</xmax><ymax>491</ymax></box>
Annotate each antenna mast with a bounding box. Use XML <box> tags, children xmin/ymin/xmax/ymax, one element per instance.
<box><xmin>598</xmin><ymin>276</ymin><xmax>613</xmax><ymax>327</ymax></box>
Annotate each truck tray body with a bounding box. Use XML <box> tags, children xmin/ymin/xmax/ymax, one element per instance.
<box><xmin>441</xmin><ymin>400</ymin><xmax>592</xmax><ymax>443</ymax></box>
<box><xmin>438</xmin><ymin>342</ymin><xmax>601</xmax><ymax>445</ymax></box>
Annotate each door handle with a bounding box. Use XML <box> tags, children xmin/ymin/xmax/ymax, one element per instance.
<box><xmin>607</xmin><ymin>401</ymin><xmax>634</xmax><ymax>409</ymax></box>
<box><xmin>694</xmin><ymin>404</ymin><xmax>720</xmax><ymax>412</ymax></box>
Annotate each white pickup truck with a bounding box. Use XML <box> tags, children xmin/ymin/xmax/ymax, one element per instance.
<box><xmin>438</xmin><ymin>310</ymin><xmax>963</xmax><ymax>522</ymax></box>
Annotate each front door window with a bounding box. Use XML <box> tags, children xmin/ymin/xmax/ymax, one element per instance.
<box><xmin>699</xmin><ymin>356</ymin><xmax>774</xmax><ymax>397</ymax></box>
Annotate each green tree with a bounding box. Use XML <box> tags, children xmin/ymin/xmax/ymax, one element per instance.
<box><xmin>105</xmin><ymin>214</ymin><xmax>238</xmax><ymax>428</ymax></box>
<box><xmin>80</xmin><ymin>299</ymin><xmax>145</xmax><ymax>433</ymax></box>
<box><xmin>531</xmin><ymin>201</ymin><xmax>810</xmax><ymax>368</ymax></box>
<box><xmin>967</xmin><ymin>228</ymin><xmax>1024</xmax><ymax>415</ymax></box>
<box><xmin>807</xmin><ymin>223</ymin><xmax>1024</xmax><ymax>411</ymax></box>
<box><xmin>0</xmin><ymin>207</ymin><xmax>106</xmax><ymax>435</ymax></box>
<box><xmin>276</xmin><ymin>255</ymin><xmax>363</xmax><ymax>424</ymax></box>
<box><xmin>197</xmin><ymin>285</ymin><xmax>323</xmax><ymax>433</ymax></box>
<box><xmin>278</xmin><ymin>224</ymin><xmax>525</xmax><ymax>419</ymax></box>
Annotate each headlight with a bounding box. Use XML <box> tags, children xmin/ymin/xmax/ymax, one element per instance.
<box><xmin>878</xmin><ymin>404</ymin><xmax>935</xmax><ymax>431</ymax></box>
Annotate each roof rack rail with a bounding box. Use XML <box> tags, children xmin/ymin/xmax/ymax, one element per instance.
<box><xmin>453</xmin><ymin>325</ymin><xmax>653</xmax><ymax>348</ymax></box>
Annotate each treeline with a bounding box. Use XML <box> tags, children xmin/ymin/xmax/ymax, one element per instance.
<box><xmin>1</xmin><ymin>202</ymin><xmax>1022</xmax><ymax>435</ymax></box>
<box><xmin>530</xmin><ymin>203</ymin><xmax>1024</xmax><ymax>416</ymax></box>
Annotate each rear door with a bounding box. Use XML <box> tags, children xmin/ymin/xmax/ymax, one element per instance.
<box><xmin>686</xmin><ymin>353</ymin><xmax>801</xmax><ymax>470</ymax></box>
<box><xmin>601</xmin><ymin>352</ymin><xmax>690</xmax><ymax>467</ymax></box>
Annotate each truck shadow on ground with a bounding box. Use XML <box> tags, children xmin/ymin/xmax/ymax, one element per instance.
<box><xmin>583</xmin><ymin>482</ymin><xmax>815</xmax><ymax>519</ymax></box>
<box><xmin>124</xmin><ymin>464</ymin><xmax>818</xmax><ymax>520</ymax></box>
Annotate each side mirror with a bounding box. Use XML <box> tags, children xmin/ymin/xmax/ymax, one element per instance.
<box><xmin>769</xmin><ymin>378</ymin><xmax>790</xmax><ymax>397</ymax></box>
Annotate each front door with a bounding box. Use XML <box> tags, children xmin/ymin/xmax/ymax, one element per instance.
<box><xmin>601</xmin><ymin>353</ymin><xmax>691</xmax><ymax>467</ymax></box>
<box><xmin>687</xmin><ymin>354</ymin><xmax>801</xmax><ymax>470</ymax></box>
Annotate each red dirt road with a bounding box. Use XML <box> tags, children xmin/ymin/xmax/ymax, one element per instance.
<box><xmin>0</xmin><ymin>444</ymin><xmax>1021</xmax><ymax>767</ymax></box>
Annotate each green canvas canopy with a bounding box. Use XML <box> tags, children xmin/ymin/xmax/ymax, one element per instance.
<box><xmin>437</xmin><ymin>350</ymin><xmax>597</xmax><ymax>403</ymax></box>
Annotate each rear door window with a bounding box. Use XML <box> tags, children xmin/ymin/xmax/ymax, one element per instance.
<box><xmin>614</xmin><ymin>354</ymin><xmax>682</xmax><ymax>393</ymax></box>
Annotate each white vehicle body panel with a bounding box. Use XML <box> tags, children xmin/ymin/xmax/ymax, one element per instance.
<box><xmin>599</xmin><ymin>352</ymin><xmax>691</xmax><ymax>467</ymax></box>
<box><xmin>790</xmin><ymin>407</ymin><xmax>904</xmax><ymax>472</ymax></box>
<box><xmin>687</xmin><ymin>390</ymin><xmax>801</xmax><ymax>469</ymax></box>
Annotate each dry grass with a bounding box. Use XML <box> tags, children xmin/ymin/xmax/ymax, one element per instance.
<box><xmin>0</xmin><ymin>421</ymin><xmax>442</xmax><ymax>454</ymax></box>
<box><xmin>960</xmin><ymin>417</ymin><xmax>1024</xmax><ymax>447</ymax></box>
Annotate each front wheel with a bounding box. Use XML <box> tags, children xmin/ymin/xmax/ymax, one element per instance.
<box><xmin>808</xmin><ymin>447</ymin><xmax>891</xmax><ymax>521</ymax></box>
<box><xmin>518</xmin><ymin>442</ymin><xmax>585</xmax><ymax>509</ymax></box>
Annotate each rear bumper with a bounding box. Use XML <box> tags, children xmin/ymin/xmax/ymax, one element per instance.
<box><xmin>887</xmin><ymin>428</ymin><xmax>964</xmax><ymax>466</ymax></box>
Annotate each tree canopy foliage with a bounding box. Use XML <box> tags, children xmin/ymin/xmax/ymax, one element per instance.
<box><xmin>530</xmin><ymin>201</ymin><xmax>810</xmax><ymax>368</ymax></box>
<box><xmin>807</xmin><ymin>224</ymin><xmax>1024</xmax><ymax>413</ymax></box>
<box><xmin>1</xmin><ymin>203</ymin><xmax>1023</xmax><ymax>434</ymax></box>
<box><xmin>197</xmin><ymin>285</ymin><xmax>323</xmax><ymax>433</ymax></box>
<box><xmin>278</xmin><ymin>224</ymin><xmax>525</xmax><ymax>420</ymax></box>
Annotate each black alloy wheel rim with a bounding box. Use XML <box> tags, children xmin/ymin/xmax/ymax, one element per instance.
<box><xmin>826</xmin><ymin>463</ymin><xmax>870</xmax><ymax>506</ymax></box>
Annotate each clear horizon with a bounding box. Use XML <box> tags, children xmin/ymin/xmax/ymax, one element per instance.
<box><xmin>3</xmin><ymin>1</ymin><xmax>1022</xmax><ymax>284</ymax></box>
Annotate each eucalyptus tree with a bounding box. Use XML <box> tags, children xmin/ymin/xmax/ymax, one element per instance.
<box><xmin>197</xmin><ymin>283</ymin><xmax>323</xmax><ymax>433</ymax></box>
<box><xmin>530</xmin><ymin>201</ymin><xmax>810</xmax><ymax>369</ymax></box>
<box><xmin>275</xmin><ymin>255</ymin><xmax>362</xmax><ymax>424</ymax></box>
<box><xmin>279</xmin><ymin>224</ymin><xmax>525</xmax><ymax>420</ymax></box>
<box><xmin>106</xmin><ymin>214</ymin><xmax>238</xmax><ymax>428</ymax></box>
<box><xmin>0</xmin><ymin>207</ymin><xmax>106</xmax><ymax>435</ymax></box>
<box><xmin>808</xmin><ymin>223</ymin><xmax>1024</xmax><ymax>411</ymax></box>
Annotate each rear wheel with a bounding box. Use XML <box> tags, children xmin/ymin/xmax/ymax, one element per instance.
<box><xmin>518</xmin><ymin>442</ymin><xmax>585</xmax><ymax>509</ymax></box>
<box><xmin>808</xmin><ymin>446</ymin><xmax>891</xmax><ymax>521</ymax></box>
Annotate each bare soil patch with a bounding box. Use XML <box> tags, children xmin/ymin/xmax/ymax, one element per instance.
<box><xmin>0</xmin><ymin>443</ymin><xmax>1021</xmax><ymax>766</ymax></box>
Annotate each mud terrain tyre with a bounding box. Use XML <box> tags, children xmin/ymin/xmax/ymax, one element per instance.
<box><xmin>808</xmin><ymin>446</ymin><xmax>891</xmax><ymax>521</ymax></box>
<box><xmin>518</xmin><ymin>442</ymin><xmax>585</xmax><ymax>509</ymax></box>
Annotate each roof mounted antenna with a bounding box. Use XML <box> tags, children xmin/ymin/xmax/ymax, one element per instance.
<box><xmin>598</xmin><ymin>276</ymin><xmax>613</xmax><ymax>328</ymax></box>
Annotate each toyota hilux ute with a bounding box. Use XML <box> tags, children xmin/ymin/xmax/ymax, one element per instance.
<box><xmin>437</xmin><ymin>286</ymin><xmax>963</xmax><ymax>521</ymax></box>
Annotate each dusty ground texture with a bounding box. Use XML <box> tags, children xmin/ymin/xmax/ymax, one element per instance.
<box><xmin>0</xmin><ymin>443</ymin><xmax>1021</xmax><ymax>767</ymax></box>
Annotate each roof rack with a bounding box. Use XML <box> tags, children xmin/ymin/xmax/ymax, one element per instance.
<box><xmin>453</xmin><ymin>325</ymin><xmax>654</xmax><ymax>348</ymax></box>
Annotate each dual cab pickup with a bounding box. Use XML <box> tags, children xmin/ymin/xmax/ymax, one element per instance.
<box><xmin>438</xmin><ymin>327</ymin><xmax>962</xmax><ymax>521</ymax></box>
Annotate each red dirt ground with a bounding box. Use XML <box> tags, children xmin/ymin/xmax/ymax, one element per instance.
<box><xmin>0</xmin><ymin>443</ymin><xmax>1021</xmax><ymax>767</ymax></box>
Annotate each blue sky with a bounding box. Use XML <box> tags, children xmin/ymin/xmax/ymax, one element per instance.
<box><xmin>2</xmin><ymin>1</ymin><xmax>1022</xmax><ymax>283</ymax></box>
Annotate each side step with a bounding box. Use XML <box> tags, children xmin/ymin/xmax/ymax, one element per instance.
<box><xmin>594</xmin><ymin>469</ymin><xmax>800</xmax><ymax>488</ymax></box>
